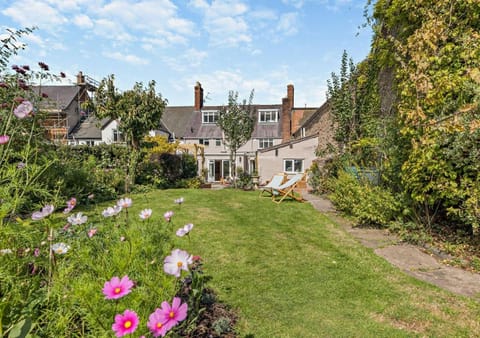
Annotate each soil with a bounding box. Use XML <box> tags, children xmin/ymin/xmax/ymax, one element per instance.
<box><xmin>303</xmin><ymin>192</ymin><xmax>480</xmax><ymax>299</ymax></box>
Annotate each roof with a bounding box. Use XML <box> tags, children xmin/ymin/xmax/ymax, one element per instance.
<box><xmin>70</xmin><ymin>115</ymin><xmax>110</xmax><ymax>140</ymax></box>
<box><xmin>162</xmin><ymin>104</ymin><xmax>284</xmax><ymax>139</ymax></box>
<box><xmin>34</xmin><ymin>85</ymin><xmax>82</xmax><ymax>110</ymax></box>
<box><xmin>296</xmin><ymin>101</ymin><xmax>330</xmax><ymax>132</ymax></box>
<box><xmin>161</xmin><ymin>106</ymin><xmax>196</xmax><ymax>139</ymax></box>
<box><xmin>258</xmin><ymin>133</ymin><xmax>319</xmax><ymax>153</ymax></box>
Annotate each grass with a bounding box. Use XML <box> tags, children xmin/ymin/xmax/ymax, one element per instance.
<box><xmin>2</xmin><ymin>188</ymin><xmax>480</xmax><ymax>337</ymax></box>
<box><xmin>149</xmin><ymin>188</ymin><xmax>480</xmax><ymax>338</ymax></box>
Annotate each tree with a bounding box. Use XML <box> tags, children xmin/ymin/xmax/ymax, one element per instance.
<box><xmin>216</xmin><ymin>90</ymin><xmax>255</xmax><ymax>187</ymax></box>
<box><xmin>95</xmin><ymin>75</ymin><xmax>167</xmax><ymax>150</ymax></box>
<box><xmin>94</xmin><ymin>75</ymin><xmax>167</xmax><ymax>191</ymax></box>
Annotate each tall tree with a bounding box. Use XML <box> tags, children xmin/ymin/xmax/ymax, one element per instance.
<box><xmin>216</xmin><ymin>90</ymin><xmax>255</xmax><ymax>187</ymax></box>
<box><xmin>94</xmin><ymin>75</ymin><xmax>167</xmax><ymax>191</ymax></box>
<box><xmin>95</xmin><ymin>75</ymin><xmax>167</xmax><ymax>150</ymax></box>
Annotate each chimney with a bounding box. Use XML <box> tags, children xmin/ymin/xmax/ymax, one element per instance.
<box><xmin>287</xmin><ymin>84</ymin><xmax>294</xmax><ymax>110</ymax></box>
<box><xmin>194</xmin><ymin>81</ymin><xmax>203</xmax><ymax>111</ymax></box>
<box><xmin>76</xmin><ymin>71</ymin><xmax>85</xmax><ymax>85</ymax></box>
<box><xmin>281</xmin><ymin>97</ymin><xmax>291</xmax><ymax>142</ymax></box>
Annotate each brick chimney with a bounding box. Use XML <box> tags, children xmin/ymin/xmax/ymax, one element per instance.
<box><xmin>76</xmin><ymin>71</ymin><xmax>85</xmax><ymax>85</ymax></box>
<box><xmin>287</xmin><ymin>84</ymin><xmax>294</xmax><ymax>110</ymax></box>
<box><xmin>194</xmin><ymin>82</ymin><xmax>203</xmax><ymax>111</ymax></box>
<box><xmin>281</xmin><ymin>97</ymin><xmax>291</xmax><ymax>142</ymax></box>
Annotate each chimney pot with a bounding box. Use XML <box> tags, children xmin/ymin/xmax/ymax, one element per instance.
<box><xmin>194</xmin><ymin>82</ymin><xmax>203</xmax><ymax>111</ymax></box>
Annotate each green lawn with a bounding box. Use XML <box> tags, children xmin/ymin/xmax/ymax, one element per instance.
<box><xmin>150</xmin><ymin>188</ymin><xmax>480</xmax><ymax>338</ymax></box>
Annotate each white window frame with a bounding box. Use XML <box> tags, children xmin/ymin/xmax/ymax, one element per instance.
<box><xmin>202</xmin><ymin>110</ymin><xmax>219</xmax><ymax>124</ymax></box>
<box><xmin>258</xmin><ymin>138</ymin><xmax>274</xmax><ymax>149</ymax></box>
<box><xmin>199</xmin><ymin>139</ymin><xmax>210</xmax><ymax>146</ymax></box>
<box><xmin>283</xmin><ymin>159</ymin><xmax>304</xmax><ymax>174</ymax></box>
<box><xmin>258</xmin><ymin>109</ymin><xmax>279</xmax><ymax>123</ymax></box>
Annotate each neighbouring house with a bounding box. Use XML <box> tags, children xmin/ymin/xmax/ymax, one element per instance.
<box><xmin>161</xmin><ymin>82</ymin><xmax>316</xmax><ymax>182</ymax></box>
<box><xmin>257</xmin><ymin>133</ymin><xmax>319</xmax><ymax>185</ymax></box>
<box><xmin>34</xmin><ymin>71</ymin><xmax>96</xmax><ymax>143</ymax></box>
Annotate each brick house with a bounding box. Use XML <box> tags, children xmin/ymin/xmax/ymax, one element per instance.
<box><xmin>161</xmin><ymin>82</ymin><xmax>322</xmax><ymax>183</ymax></box>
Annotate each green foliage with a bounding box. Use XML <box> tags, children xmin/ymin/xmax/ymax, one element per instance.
<box><xmin>0</xmin><ymin>190</ymin><xmax>216</xmax><ymax>337</ymax></box>
<box><xmin>94</xmin><ymin>75</ymin><xmax>167</xmax><ymax>150</ymax></box>
<box><xmin>329</xmin><ymin>170</ymin><xmax>400</xmax><ymax>227</ymax></box>
<box><xmin>136</xmin><ymin>153</ymin><xmax>198</xmax><ymax>189</ymax></box>
<box><xmin>216</xmin><ymin>90</ymin><xmax>255</xmax><ymax>185</ymax></box>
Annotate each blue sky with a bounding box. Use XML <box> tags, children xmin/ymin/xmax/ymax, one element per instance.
<box><xmin>1</xmin><ymin>0</ymin><xmax>373</xmax><ymax>107</ymax></box>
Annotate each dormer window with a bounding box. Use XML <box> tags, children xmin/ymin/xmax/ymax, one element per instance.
<box><xmin>258</xmin><ymin>109</ymin><xmax>279</xmax><ymax>123</ymax></box>
<box><xmin>202</xmin><ymin>110</ymin><xmax>219</xmax><ymax>124</ymax></box>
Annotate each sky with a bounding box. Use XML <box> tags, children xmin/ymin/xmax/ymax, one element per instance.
<box><xmin>0</xmin><ymin>0</ymin><xmax>373</xmax><ymax>107</ymax></box>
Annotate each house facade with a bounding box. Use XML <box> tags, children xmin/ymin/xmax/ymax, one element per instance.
<box><xmin>161</xmin><ymin>82</ymin><xmax>315</xmax><ymax>182</ymax></box>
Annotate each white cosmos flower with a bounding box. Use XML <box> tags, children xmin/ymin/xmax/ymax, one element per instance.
<box><xmin>176</xmin><ymin>223</ymin><xmax>194</xmax><ymax>237</ymax></box>
<box><xmin>51</xmin><ymin>243</ymin><xmax>70</xmax><ymax>255</ymax></box>
<box><xmin>117</xmin><ymin>197</ymin><xmax>132</xmax><ymax>209</ymax></box>
<box><xmin>67</xmin><ymin>212</ymin><xmax>87</xmax><ymax>225</ymax></box>
<box><xmin>139</xmin><ymin>208</ymin><xmax>152</xmax><ymax>220</ymax></box>
<box><xmin>163</xmin><ymin>249</ymin><xmax>193</xmax><ymax>278</ymax></box>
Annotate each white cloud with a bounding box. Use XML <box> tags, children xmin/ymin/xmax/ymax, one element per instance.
<box><xmin>281</xmin><ymin>0</ymin><xmax>305</xmax><ymax>9</ymax></box>
<box><xmin>190</xmin><ymin>0</ymin><xmax>252</xmax><ymax>47</ymax></box>
<box><xmin>2</xmin><ymin>0</ymin><xmax>68</xmax><ymax>31</ymax></box>
<box><xmin>276</xmin><ymin>12</ymin><xmax>298</xmax><ymax>36</ymax></box>
<box><xmin>73</xmin><ymin>14</ymin><xmax>94</xmax><ymax>28</ymax></box>
<box><xmin>162</xmin><ymin>48</ymin><xmax>208</xmax><ymax>72</ymax></box>
<box><xmin>102</xmin><ymin>51</ymin><xmax>149</xmax><ymax>65</ymax></box>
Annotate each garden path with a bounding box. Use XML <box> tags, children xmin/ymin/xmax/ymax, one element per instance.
<box><xmin>303</xmin><ymin>192</ymin><xmax>480</xmax><ymax>299</ymax></box>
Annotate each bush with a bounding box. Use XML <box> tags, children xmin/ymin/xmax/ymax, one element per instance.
<box><xmin>329</xmin><ymin>170</ymin><xmax>400</xmax><ymax>227</ymax></box>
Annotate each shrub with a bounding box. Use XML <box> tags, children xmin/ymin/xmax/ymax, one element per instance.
<box><xmin>329</xmin><ymin>170</ymin><xmax>400</xmax><ymax>227</ymax></box>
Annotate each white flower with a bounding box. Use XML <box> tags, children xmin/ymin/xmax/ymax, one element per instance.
<box><xmin>67</xmin><ymin>212</ymin><xmax>87</xmax><ymax>225</ymax></box>
<box><xmin>31</xmin><ymin>204</ymin><xmax>55</xmax><ymax>221</ymax></box>
<box><xmin>139</xmin><ymin>208</ymin><xmax>152</xmax><ymax>220</ymax></box>
<box><xmin>117</xmin><ymin>197</ymin><xmax>132</xmax><ymax>209</ymax></box>
<box><xmin>0</xmin><ymin>249</ymin><xmax>13</xmax><ymax>255</ymax></box>
<box><xmin>163</xmin><ymin>249</ymin><xmax>193</xmax><ymax>278</ymax></box>
<box><xmin>176</xmin><ymin>223</ymin><xmax>194</xmax><ymax>237</ymax></box>
<box><xmin>174</xmin><ymin>197</ymin><xmax>184</xmax><ymax>205</ymax></box>
<box><xmin>102</xmin><ymin>205</ymin><xmax>123</xmax><ymax>217</ymax></box>
<box><xmin>51</xmin><ymin>243</ymin><xmax>70</xmax><ymax>255</ymax></box>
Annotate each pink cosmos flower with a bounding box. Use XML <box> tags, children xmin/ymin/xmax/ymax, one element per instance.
<box><xmin>0</xmin><ymin>135</ymin><xmax>9</xmax><ymax>145</ymax></box>
<box><xmin>163</xmin><ymin>211</ymin><xmax>174</xmax><ymax>222</ymax></box>
<box><xmin>63</xmin><ymin>197</ymin><xmax>77</xmax><ymax>213</ymax></box>
<box><xmin>88</xmin><ymin>228</ymin><xmax>97</xmax><ymax>238</ymax></box>
<box><xmin>117</xmin><ymin>197</ymin><xmax>132</xmax><ymax>209</ymax></box>
<box><xmin>31</xmin><ymin>204</ymin><xmax>54</xmax><ymax>221</ymax></box>
<box><xmin>139</xmin><ymin>208</ymin><xmax>152</xmax><ymax>220</ymax></box>
<box><xmin>176</xmin><ymin>223</ymin><xmax>194</xmax><ymax>237</ymax></box>
<box><xmin>13</xmin><ymin>100</ymin><xmax>33</xmax><ymax>118</ymax></box>
<box><xmin>102</xmin><ymin>275</ymin><xmax>134</xmax><ymax>300</ymax></box>
<box><xmin>34</xmin><ymin>248</ymin><xmax>40</xmax><ymax>257</ymax></box>
<box><xmin>163</xmin><ymin>249</ymin><xmax>192</xmax><ymax>278</ymax></box>
<box><xmin>67</xmin><ymin>212</ymin><xmax>87</xmax><ymax>225</ymax></box>
<box><xmin>159</xmin><ymin>297</ymin><xmax>188</xmax><ymax>330</ymax></box>
<box><xmin>147</xmin><ymin>309</ymin><xmax>169</xmax><ymax>337</ymax></box>
<box><xmin>112</xmin><ymin>309</ymin><xmax>139</xmax><ymax>337</ymax></box>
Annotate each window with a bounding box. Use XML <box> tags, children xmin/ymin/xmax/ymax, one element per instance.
<box><xmin>113</xmin><ymin>129</ymin><xmax>123</xmax><ymax>142</ymax></box>
<box><xmin>258</xmin><ymin>138</ymin><xmax>274</xmax><ymax>149</ymax></box>
<box><xmin>215</xmin><ymin>139</ymin><xmax>221</xmax><ymax>146</ymax></box>
<box><xmin>202</xmin><ymin>110</ymin><xmax>219</xmax><ymax>124</ymax></box>
<box><xmin>258</xmin><ymin>109</ymin><xmax>279</xmax><ymax>123</ymax></box>
<box><xmin>199</xmin><ymin>139</ymin><xmax>209</xmax><ymax>146</ymax></box>
<box><xmin>284</xmin><ymin>159</ymin><xmax>303</xmax><ymax>173</ymax></box>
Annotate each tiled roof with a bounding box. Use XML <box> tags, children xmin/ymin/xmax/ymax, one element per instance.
<box><xmin>258</xmin><ymin>133</ymin><xmax>319</xmax><ymax>153</ymax></box>
<box><xmin>162</xmin><ymin>104</ymin><xmax>284</xmax><ymax>139</ymax></box>
<box><xmin>70</xmin><ymin>115</ymin><xmax>110</xmax><ymax>140</ymax></box>
<box><xmin>34</xmin><ymin>85</ymin><xmax>82</xmax><ymax>110</ymax></box>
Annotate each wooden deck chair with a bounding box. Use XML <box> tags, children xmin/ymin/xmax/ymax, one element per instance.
<box><xmin>259</xmin><ymin>173</ymin><xmax>287</xmax><ymax>197</ymax></box>
<box><xmin>271</xmin><ymin>172</ymin><xmax>308</xmax><ymax>204</ymax></box>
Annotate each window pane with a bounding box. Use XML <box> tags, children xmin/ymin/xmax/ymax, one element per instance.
<box><xmin>284</xmin><ymin>160</ymin><xmax>293</xmax><ymax>172</ymax></box>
